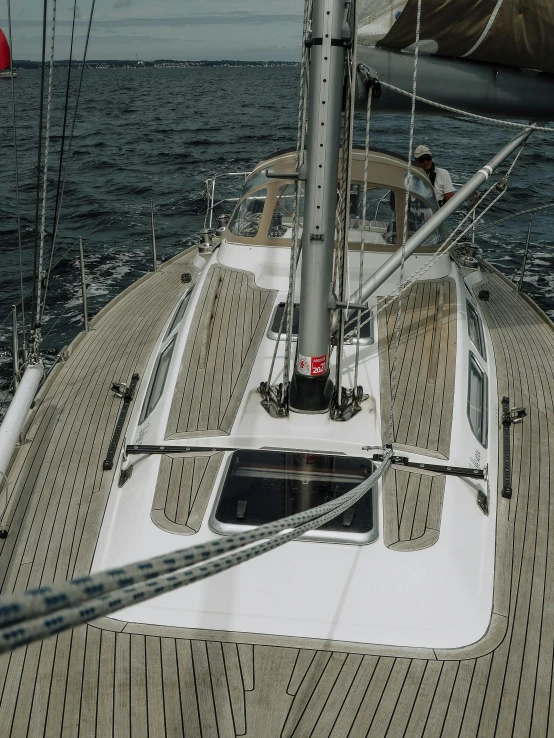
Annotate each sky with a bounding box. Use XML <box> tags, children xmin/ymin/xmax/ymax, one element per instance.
<box><xmin>0</xmin><ymin>0</ymin><xmax>304</xmax><ymax>61</ymax></box>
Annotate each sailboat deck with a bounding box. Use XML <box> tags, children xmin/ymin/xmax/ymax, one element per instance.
<box><xmin>378</xmin><ymin>279</ymin><xmax>457</xmax><ymax>459</ymax></box>
<box><xmin>1</xmin><ymin>259</ymin><xmax>554</xmax><ymax>736</ymax></box>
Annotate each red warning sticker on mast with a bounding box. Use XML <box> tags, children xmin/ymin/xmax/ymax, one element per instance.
<box><xmin>298</xmin><ymin>354</ymin><xmax>327</xmax><ymax>376</ymax></box>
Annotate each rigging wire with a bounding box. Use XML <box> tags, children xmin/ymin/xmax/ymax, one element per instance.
<box><xmin>35</xmin><ymin>0</ymin><xmax>58</xmax><ymax>347</ymax></box>
<box><xmin>344</xmin><ymin>147</ymin><xmax>527</xmax><ymax>340</ymax></box>
<box><xmin>353</xmin><ymin>87</ymin><xmax>373</xmax><ymax>393</ymax></box>
<box><xmin>6</xmin><ymin>0</ymin><xmax>27</xmax><ymax>356</ymax></box>
<box><xmin>388</xmin><ymin>0</ymin><xmax>422</xmax><ymax>444</ymax></box>
<box><xmin>50</xmin><ymin>0</ymin><xmax>78</xmax><ymax>254</ymax></box>
<box><xmin>282</xmin><ymin>0</ymin><xmax>311</xmax><ymax>401</ymax></box>
<box><xmin>264</xmin><ymin>0</ymin><xmax>311</xmax><ymax>408</ymax></box>
<box><xmin>477</xmin><ymin>202</ymin><xmax>554</xmax><ymax>231</ymax></box>
<box><xmin>331</xmin><ymin>8</ymin><xmax>358</xmax><ymax>417</ymax></box>
<box><xmin>30</xmin><ymin>0</ymin><xmax>50</xmax><ymax>357</ymax></box>
<box><xmin>39</xmin><ymin>0</ymin><xmax>98</xmax><ymax>330</ymax></box>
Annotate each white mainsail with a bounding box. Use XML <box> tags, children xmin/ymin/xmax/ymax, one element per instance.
<box><xmin>356</xmin><ymin>0</ymin><xmax>407</xmax><ymax>45</ymax></box>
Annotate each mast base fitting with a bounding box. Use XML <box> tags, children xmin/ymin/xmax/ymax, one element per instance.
<box><xmin>289</xmin><ymin>371</ymin><xmax>333</xmax><ymax>414</ymax></box>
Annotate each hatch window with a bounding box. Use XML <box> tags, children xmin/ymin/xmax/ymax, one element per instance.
<box><xmin>241</xmin><ymin>166</ymin><xmax>274</xmax><ymax>197</ymax></box>
<box><xmin>349</xmin><ymin>186</ymin><xmax>397</xmax><ymax>243</ymax></box>
<box><xmin>139</xmin><ymin>337</ymin><xmax>176</xmax><ymax>424</ymax></box>
<box><xmin>468</xmin><ymin>352</ymin><xmax>488</xmax><ymax>446</ymax></box>
<box><xmin>466</xmin><ymin>301</ymin><xmax>486</xmax><ymax>360</ymax></box>
<box><xmin>210</xmin><ymin>450</ymin><xmax>378</xmax><ymax>544</ymax></box>
<box><xmin>228</xmin><ymin>187</ymin><xmax>267</xmax><ymax>238</ymax></box>
<box><xmin>268</xmin><ymin>302</ymin><xmax>373</xmax><ymax>345</ymax></box>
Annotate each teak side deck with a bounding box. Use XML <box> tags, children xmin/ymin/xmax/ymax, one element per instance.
<box><xmin>0</xmin><ymin>254</ymin><xmax>553</xmax><ymax>737</ymax></box>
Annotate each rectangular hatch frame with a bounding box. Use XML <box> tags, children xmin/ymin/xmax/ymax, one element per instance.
<box><xmin>209</xmin><ymin>449</ymin><xmax>379</xmax><ymax>545</ymax></box>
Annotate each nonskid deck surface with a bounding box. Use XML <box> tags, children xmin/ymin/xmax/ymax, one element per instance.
<box><xmin>0</xmin><ymin>257</ymin><xmax>553</xmax><ymax>737</ymax></box>
<box><xmin>378</xmin><ymin>279</ymin><xmax>457</xmax><ymax>459</ymax></box>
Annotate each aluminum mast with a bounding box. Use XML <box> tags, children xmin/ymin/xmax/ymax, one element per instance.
<box><xmin>289</xmin><ymin>0</ymin><xmax>350</xmax><ymax>413</ymax></box>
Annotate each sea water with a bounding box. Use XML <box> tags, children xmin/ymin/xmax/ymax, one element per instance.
<box><xmin>1</xmin><ymin>66</ymin><xmax>553</xmax><ymax>414</ymax></box>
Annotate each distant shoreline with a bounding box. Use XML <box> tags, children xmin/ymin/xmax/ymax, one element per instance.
<box><xmin>11</xmin><ymin>60</ymin><xmax>300</xmax><ymax>69</ymax></box>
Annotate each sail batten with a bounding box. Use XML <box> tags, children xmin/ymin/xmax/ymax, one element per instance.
<box><xmin>357</xmin><ymin>0</ymin><xmax>554</xmax><ymax>77</ymax></box>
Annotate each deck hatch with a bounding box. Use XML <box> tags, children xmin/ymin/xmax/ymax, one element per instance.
<box><xmin>210</xmin><ymin>450</ymin><xmax>378</xmax><ymax>544</ymax></box>
<box><xmin>268</xmin><ymin>302</ymin><xmax>373</xmax><ymax>345</ymax></box>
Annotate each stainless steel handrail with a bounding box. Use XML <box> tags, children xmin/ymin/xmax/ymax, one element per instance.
<box><xmin>332</xmin><ymin>127</ymin><xmax>534</xmax><ymax>331</ymax></box>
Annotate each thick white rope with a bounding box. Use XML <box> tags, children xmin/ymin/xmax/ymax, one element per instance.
<box><xmin>388</xmin><ymin>0</ymin><xmax>422</xmax><ymax>444</ymax></box>
<box><xmin>378</xmin><ymin>80</ymin><xmax>554</xmax><ymax>134</ymax></box>
<box><xmin>353</xmin><ymin>89</ymin><xmax>373</xmax><ymax>390</ymax></box>
<box><xmin>333</xmin><ymin>20</ymin><xmax>359</xmax><ymax>405</ymax></box>
<box><xmin>274</xmin><ymin>0</ymin><xmax>312</xmax><ymax>396</ymax></box>
<box><xmin>35</xmin><ymin>0</ymin><xmax>57</xmax><ymax>341</ymax></box>
<box><xmin>0</xmin><ymin>452</ymin><xmax>391</xmax><ymax>652</ymax></box>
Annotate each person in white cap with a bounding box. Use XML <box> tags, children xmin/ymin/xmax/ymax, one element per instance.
<box><xmin>414</xmin><ymin>145</ymin><xmax>454</xmax><ymax>206</ymax></box>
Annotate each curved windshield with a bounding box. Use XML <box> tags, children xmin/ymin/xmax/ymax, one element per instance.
<box><xmin>410</xmin><ymin>175</ymin><xmax>438</xmax><ymax>209</ymax></box>
<box><xmin>407</xmin><ymin>194</ymin><xmax>443</xmax><ymax>245</ymax></box>
<box><xmin>240</xmin><ymin>167</ymin><xmax>274</xmax><ymax>198</ymax></box>
<box><xmin>228</xmin><ymin>187</ymin><xmax>267</xmax><ymax>238</ymax></box>
<box><xmin>269</xmin><ymin>183</ymin><xmax>304</xmax><ymax>238</ymax></box>
<box><xmin>350</xmin><ymin>185</ymin><xmax>397</xmax><ymax>244</ymax></box>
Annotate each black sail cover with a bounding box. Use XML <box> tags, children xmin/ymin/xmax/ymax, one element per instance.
<box><xmin>359</xmin><ymin>0</ymin><xmax>554</xmax><ymax>76</ymax></box>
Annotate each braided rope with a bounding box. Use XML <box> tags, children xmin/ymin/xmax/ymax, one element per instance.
<box><xmin>353</xmin><ymin>89</ymin><xmax>373</xmax><ymax>391</ymax></box>
<box><xmin>0</xmin><ymin>452</ymin><xmax>390</xmax><ymax>652</ymax></box>
<box><xmin>279</xmin><ymin>0</ymin><xmax>312</xmax><ymax>397</ymax></box>
<box><xmin>378</xmin><ymin>80</ymin><xmax>554</xmax><ymax>134</ymax></box>
<box><xmin>388</xmin><ymin>0</ymin><xmax>422</xmax><ymax>444</ymax></box>
<box><xmin>38</xmin><ymin>0</ymin><xmax>97</xmax><ymax>331</ymax></box>
<box><xmin>35</xmin><ymin>0</ymin><xmax>57</xmax><ymax>339</ymax></box>
<box><xmin>333</xmin><ymin>36</ymin><xmax>357</xmax><ymax>402</ymax></box>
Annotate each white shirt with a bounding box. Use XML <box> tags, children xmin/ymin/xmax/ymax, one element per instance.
<box><xmin>433</xmin><ymin>166</ymin><xmax>454</xmax><ymax>203</ymax></box>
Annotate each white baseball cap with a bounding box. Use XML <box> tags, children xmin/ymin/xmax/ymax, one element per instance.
<box><xmin>414</xmin><ymin>145</ymin><xmax>432</xmax><ymax>159</ymax></box>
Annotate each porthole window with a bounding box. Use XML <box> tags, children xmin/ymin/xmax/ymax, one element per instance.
<box><xmin>468</xmin><ymin>352</ymin><xmax>488</xmax><ymax>447</ymax></box>
<box><xmin>467</xmin><ymin>301</ymin><xmax>486</xmax><ymax>360</ymax></box>
<box><xmin>139</xmin><ymin>337</ymin><xmax>176</xmax><ymax>424</ymax></box>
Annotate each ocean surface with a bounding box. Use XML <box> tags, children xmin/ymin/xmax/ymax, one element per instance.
<box><xmin>1</xmin><ymin>66</ymin><xmax>554</xmax><ymax>414</ymax></box>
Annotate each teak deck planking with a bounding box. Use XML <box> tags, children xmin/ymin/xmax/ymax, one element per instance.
<box><xmin>382</xmin><ymin>468</ymin><xmax>445</xmax><ymax>551</ymax></box>
<box><xmin>166</xmin><ymin>265</ymin><xmax>276</xmax><ymax>438</ymax></box>
<box><xmin>0</xmin><ymin>257</ymin><xmax>553</xmax><ymax>736</ymax></box>
<box><xmin>378</xmin><ymin>279</ymin><xmax>457</xmax><ymax>459</ymax></box>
